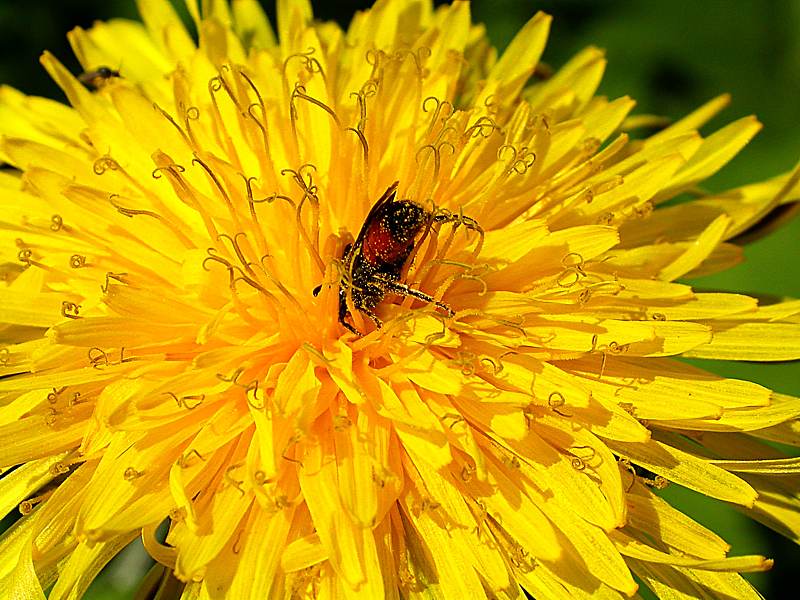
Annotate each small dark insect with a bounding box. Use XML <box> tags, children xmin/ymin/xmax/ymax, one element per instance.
<box><xmin>78</xmin><ymin>66</ymin><xmax>121</xmax><ymax>90</ymax></box>
<box><xmin>318</xmin><ymin>182</ymin><xmax>481</xmax><ymax>335</ymax></box>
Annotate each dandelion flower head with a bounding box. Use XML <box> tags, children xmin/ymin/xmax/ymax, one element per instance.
<box><xmin>0</xmin><ymin>1</ymin><xmax>799</xmax><ymax>598</ymax></box>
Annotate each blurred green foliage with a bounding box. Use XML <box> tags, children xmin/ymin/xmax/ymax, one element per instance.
<box><xmin>0</xmin><ymin>1</ymin><xmax>797</xmax><ymax>598</ymax></box>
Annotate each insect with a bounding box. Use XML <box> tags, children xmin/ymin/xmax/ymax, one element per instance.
<box><xmin>78</xmin><ymin>66</ymin><xmax>121</xmax><ymax>90</ymax></box>
<box><xmin>325</xmin><ymin>182</ymin><xmax>481</xmax><ymax>335</ymax></box>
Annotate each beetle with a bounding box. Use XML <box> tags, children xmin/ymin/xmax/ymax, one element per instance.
<box><xmin>78</xmin><ymin>66</ymin><xmax>121</xmax><ymax>90</ymax></box>
<box><xmin>327</xmin><ymin>181</ymin><xmax>480</xmax><ymax>335</ymax></box>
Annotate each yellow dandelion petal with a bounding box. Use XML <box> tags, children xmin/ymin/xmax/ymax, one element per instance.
<box><xmin>0</xmin><ymin>1</ymin><xmax>799</xmax><ymax>598</ymax></box>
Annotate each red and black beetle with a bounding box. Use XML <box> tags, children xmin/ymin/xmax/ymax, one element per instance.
<box><xmin>328</xmin><ymin>182</ymin><xmax>481</xmax><ymax>335</ymax></box>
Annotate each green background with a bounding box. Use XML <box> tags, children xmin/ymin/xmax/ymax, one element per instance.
<box><xmin>0</xmin><ymin>0</ymin><xmax>798</xmax><ymax>597</ymax></box>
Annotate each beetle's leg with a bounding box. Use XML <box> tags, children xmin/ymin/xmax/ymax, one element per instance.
<box><xmin>338</xmin><ymin>287</ymin><xmax>361</xmax><ymax>335</ymax></box>
<box><xmin>380</xmin><ymin>277</ymin><xmax>455</xmax><ymax>317</ymax></box>
<box><xmin>339</xmin><ymin>311</ymin><xmax>361</xmax><ymax>336</ymax></box>
<box><xmin>432</xmin><ymin>208</ymin><xmax>484</xmax><ymax>256</ymax></box>
<box><xmin>338</xmin><ymin>287</ymin><xmax>383</xmax><ymax>335</ymax></box>
<box><xmin>339</xmin><ymin>308</ymin><xmax>381</xmax><ymax>336</ymax></box>
<box><xmin>361</xmin><ymin>308</ymin><xmax>383</xmax><ymax>329</ymax></box>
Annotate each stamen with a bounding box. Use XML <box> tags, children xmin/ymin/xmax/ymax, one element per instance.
<box><xmin>224</xmin><ymin>464</ymin><xmax>246</xmax><ymax>497</ymax></box>
<box><xmin>422</xmin><ymin>96</ymin><xmax>454</xmax><ymax>135</ymax></box>
<box><xmin>151</xmin><ymin>164</ymin><xmax>186</xmax><ymax>179</ymax></box>
<box><xmin>280</xmin><ymin>165</ymin><xmax>325</xmax><ymax>274</ymax></box>
<box><xmin>291</xmin><ymin>84</ymin><xmax>341</xmax><ymax>127</ymax></box>
<box><xmin>61</xmin><ymin>301</ymin><xmax>81</xmax><ymax>319</ymax></box>
<box><xmin>240</xmin><ymin>174</ymin><xmax>269</xmax><ymax>235</ymax></box>
<box><xmin>463</xmin><ymin>116</ymin><xmax>500</xmax><ymax>141</ymax></box>
<box><xmin>232</xmin><ymin>529</ymin><xmax>244</xmax><ymax>554</ymax></box>
<box><xmin>252</xmin><ymin>470</ymin><xmax>271</xmax><ymax>485</ymax></box>
<box><xmin>557</xmin><ymin>252</ymin><xmax>587</xmax><ymax>288</ymax></box>
<box><xmin>570</xmin><ymin>456</ymin><xmax>586</xmax><ymax>471</ymax></box>
<box><xmin>301</xmin><ymin>342</ymin><xmax>332</xmax><ymax>366</ymax></box>
<box><xmin>88</xmin><ymin>347</ymin><xmax>109</xmax><ymax>368</ymax></box>
<box><xmin>49</xmin><ymin>461</ymin><xmax>74</xmax><ymax>476</ymax></box>
<box><xmin>472</xmin><ymin>312</ymin><xmax>527</xmax><ymax>339</ymax></box>
<box><xmin>349</xmin><ymin>91</ymin><xmax>368</xmax><ymax>131</ymax></box>
<box><xmin>17</xmin><ymin>247</ymin><xmax>32</xmax><ymax>267</ymax></box>
<box><xmin>246</xmin><ymin>103</ymin><xmax>268</xmax><ymax>136</ymax></box>
<box><xmin>460</xmin><ymin>463</ymin><xmax>476</xmax><ymax>483</ymax></box>
<box><xmin>509</xmin><ymin>543</ymin><xmax>536</xmax><ymax>573</ymax></box>
<box><xmin>345</xmin><ymin>127</ymin><xmax>369</xmax><ymax>164</ymax></box>
<box><xmin>92</xmin><ymin>156</ymin><xmax>120</xmax><ymax>175</ymax></box>
<box><xmin>47</xmin><ymin>387</ymin><xmax>64</xmax><ymax>404</ymax></box>
<box><xmin>397</xmin><ymin>46</ymin><xmax>431</xmax><ymax>78</ymax></box>
<box><xmin>177</xmin><ymin>449</ymin><xmax>206</xmax><ymax>468</ymax></box>
<box><xmin>123</xmin><ymin>466</ymin><xmax>144</xmax><ymax>480</ymax></box>
<box><xmin>232</xmin><ymin>270</ymin><xmax>273</xmax><ymax>298</ymax></box>
<box><xmin>441</xmin><ymin>412</ymin><xmax>466</xmax><ymax>430</ymax></box>
<box><xmin>237</xmin><ymin>73</ymin><xmax>277</xmax><ymax>184</ymax></box>
<box><xmin>414</xmin><ymin>497</ymin><xmax>441</xmax><ymax>514</ymax></box>
<box><xmin>217</xmin><ymin>232</ymin><xmax>257</xmax><ymax>278</ymax></box>
<box><xmin>497</xmin><ymin>144</ymin><xmax>536</xmax><ymax>175</ymax></box>
<box><xmin>191</xmin><ymin>156</ymin><xmax>239</xmax><ymax>225</ymax></box>
<box><xmin>448</xmin><ymin>352</ymin><xmax>476</xmax><ymax>377</ymax></box>
<box><xmin>607</xmin><ymin>341</ymin><xmax>630</xmax><ymax>355</ymax></box>
<box><xmin>19</xmin><ymin>491</ymin><xmax>53</xmax><ymax>515</ymax></box>
<box><xmin>484</xmin><ymin>94</ymin><xmax>499</xmax><ymax>116</ymax></box>
<box><xmin>281</xmin><ymin>436</ymin><xmax>304</xmax><ymax>468</ymax></box>
<box><xmin>596</xmin><ymin>212</ymin><xmax>615</xmax><ymax>225</ymax></box>
<box><xmin>480</xmin><ymin>356</ymin><xmax>502</xmax><ymax>374</ymax></box>
<box><xmin>632</xmin><ymin>200</ymin><xmax>654</xmax><ymax>220</ymax></box>
<box><xmin>548</xmin><ymin>391</ymin><xmax>566</xmax><ymax>409</ymax></box>
<box><xmin>169</xmin><ymin>507</ymin><xmax>187</xmax><ymax>522</ymax></box>
<box><xmin>239</xmin><ymin>71</ymin><xmax>267</xmax><ymax>121</ymax></box>
<box><xmin>646</xmin><ymin>475</ymin><xmax>669</xmax><ymax>490</ymax></box>
<box><xmin>246</xmin><ymin>380</ymin><xmax>265</xmax><ymax>410</ymax></box>
<box><xmin>214</xmin><ymin>67</ymin><xmax>249</xmax><ymax>116</ymax></box>
<box><xmin>45</xmin><ymin>408</ymin><xmax>58</xmax><ymax>427</ymax></box>
<box><xmin>206</xmin><ymin>77</ymin><xmax>245</xmax><ymax>170</ymax></box>
<box><xmin>570</xmin><ymin>445</ymin><xmax>597</xmax><ymax>472</ymax></box>
<box><xmin>107</xmin><ymin>194</ymin><xmax>159</xmax><ymax>220</ymax></box>
<box><xmin>433</xmin><ymin>127</ymin><xmax>457</xmax><ymax>149</ymax></box>
<box><xmin>250</xmin><ymin>191</ymin><xmax>296</xmax><ymax>208</ymax></box>
<box><xmin>152</xmin><ymin>103</ymin><xmax>193</xmax><ymax>148</ymax></box>
<box><xmin>282</xmin><ymin>48</ymin><xmax>325</xmax><ymax>80</ymax></box>
<box><xmin>100</xmin><ymin>272</ymin><xmax>128</xmax><ymax>294</ymax></box>
<box><xmin>332</xmin><ymin>415</ymin><xmax>352</xmax><ymax>431</ymax></box>
<box><xmin>588</xmin><ymin>334</ymin><xmax>609</xmax><ymax>378</ymax></box>
<box><xmin>181</xmin><ymin>104</ymin><xmax>201</xmax><ymax>148</ymax></box>
<box><xmin>204</xmin><ymin>248</ymin><xmax>278</xmax><ymax>321</ymax></box>
<box><xmin>217</xmin><ymin>367</ymin><xmax>245</xmax><ymax>385</ymax></box>
<box><xmin>415</xmin><ymin>144</ymin><xmax>443</xmax><ymax>194</ymax></box>
<box><xmin>364</xmin><ymin>49</ymin><xmax>383</xmax><ymax>67</ymax></box>
<box><xmin>548</xmin><ymin>391</ymin><xmax>572</xmax><ymax>417</ymax></box>
<box><xmin>432</xmin><ymin>206</ymin><xmax>485</xmax><ymax>260</ymax></box>
<box><xmin>166</xmin><ymin>392</ymin><xmax>204</xmax><ymax>410</ymax></box>
<box><xmin>360</xmin><ymin>79</ymin><xmax>379</xmax><ymax>98</ymax></box>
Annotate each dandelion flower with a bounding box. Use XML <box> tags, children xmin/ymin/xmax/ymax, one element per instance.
<box><xmin>1</xmin><ymin>1</ymin><xmax>799</xmax><ymax>598</ymax></box>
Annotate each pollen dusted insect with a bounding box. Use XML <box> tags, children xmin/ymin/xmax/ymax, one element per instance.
<box><xmin>327</xmin><ymin>181</ymin><xmax>481</xmax><ymax>335</ymax></box>
<box><xmin>78</xmin><ymin>66</ymin><xmax>121</xmax><ymax>90</ymax></box>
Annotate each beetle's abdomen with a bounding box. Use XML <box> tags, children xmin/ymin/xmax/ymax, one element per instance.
<box><xmin>361</xmin><ymin>200</ymin><xmax>427</xmax><ymax>266</ymax></box>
